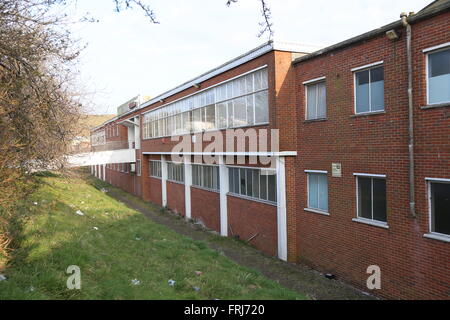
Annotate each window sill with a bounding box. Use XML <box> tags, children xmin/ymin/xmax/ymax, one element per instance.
<box><xmin>167</xmin><ymin>179</ymin><xmax>185</xmax><ymax>186</ymax></box>
<box><xmin>352</xmin><ymin>218</ymin><xmax>389</xmax><ymax>229</ymax></box>
<box><xmin>303</xmin><ymin>118</ymin><xmax>327</xmax><ymax>123</ymax></box>
<box><xmin>420</xmin><ymin>102</ymin><xmax>450</xmax><ymax>109</ymax></box>
<box><xmin>227</xmin><ymin>192</ymin><xmax>277</xmax><ymax>207</ymax></box>
<box><xmin>190</xmin><ymin>185</ymin><xmax>220</xmax><ymax>194</ymax></box>
<box><xmin>350</xmin><ymin>111</ymin><xmax>385</xmax><ymax>118</ymax></box>
<box><xmin>304</xmin><ymin>208</ymin><xmax>330</xmax><ymax>216</ymax></box>
<box><xmin>423</xmin><ymin>233</ymin><xmax>450</xmax><ymax>243</ymax></box>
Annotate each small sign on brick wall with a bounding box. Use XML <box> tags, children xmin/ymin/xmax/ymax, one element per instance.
<box><xmin>332</xmin><ymin>163</ymin><xmax>342</xmax><ymax>177</ymax></box>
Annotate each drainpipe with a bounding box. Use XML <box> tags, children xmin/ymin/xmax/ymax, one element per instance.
<box><xmin>401</xmin><ymin>12</ymin><xmax>416</xmax><ymax>218</ymax></box>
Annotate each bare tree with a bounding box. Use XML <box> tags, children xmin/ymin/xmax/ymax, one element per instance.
<box><xmin>227</xmin><ymin>0</ymin><xmax>274</xmax><ymax>39</ymax></box>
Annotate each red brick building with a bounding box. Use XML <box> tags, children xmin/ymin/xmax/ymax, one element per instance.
<box><xmin>89</xmin><ymin>0</ymin><xmax>450</xmax><ymax>300</ymax></box>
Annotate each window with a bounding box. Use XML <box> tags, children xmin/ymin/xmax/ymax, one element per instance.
<box><xmin>150</xmin><ymin>160</ymin><xmax>162</xmax><ymax>178</ymax></box>
<box><xmin>136</xmin><ymin>160</ymin><xmax>141</xmax><ymax>176</ymax></box>
<box><xmin>429</xmin><ymin>181</ymin><xmax>450</xmax><ymax>236</ymax></box>
<box><xmin>167</xmin><ymin>162</ymin><xmax>184</xmax><ymax>183</ymax></box>
<box><xmin>142</xmin><ymin>67</ymin><xmax>269</xmax><ymax>139</ymax></box>
<box><xmin>228</xmin><ymin>167</ymin><xmax>276</xmax><ymax>203</ymax></box>
<box><xmin>192</xmin><ymin>164</ymin><xmax>220</xmax><ymax>191</ymax></box>
<box><xmin>354</xmin><ymin>65</ymin><xmax>384</xmax><ymax>113</ymax></box>
<box><xmin>306</xmin><ymin>81</ymin><xmax>326</xmax><ymax>120</ymax></box>
<box><xmin>356</xmin><ymin>175</ymin><xmax>387</xmax><ymax>223</ymax></box>
<box><xmin>427</xmin><ymin>48</ymin><xmax>450</xmax><ymax>105</ymax></box>
<box><xmin>307</xmin><ymin>172</ymin><xmax>328</xmax><ymax>212</ymax></box>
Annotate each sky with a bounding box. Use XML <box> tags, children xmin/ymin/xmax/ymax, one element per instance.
<box><xmin>66</xmin><ymin>0</ymin><xmax>433</xmax><ymax>115</ymax></box>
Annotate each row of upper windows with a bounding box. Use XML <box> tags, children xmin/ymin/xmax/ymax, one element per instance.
<box><xmin>306</xmin><ymin>171</ymin><xmax>450</xmax><ymax>241</ymax></box>
<box><xmin>106</xmin><ymin>124</ymin><xmax>119</xmax><ymax>138</ymax></box>
<box><xmin>303</xmin><ymin>46</ymin><xmax>450</xmax><ymax>120</ymax></box>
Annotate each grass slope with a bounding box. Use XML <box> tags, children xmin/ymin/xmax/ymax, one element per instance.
<box><xmin>0</xmin><ymin>173</ymin><xmax>306</xmax><ymax>300</ymax></box>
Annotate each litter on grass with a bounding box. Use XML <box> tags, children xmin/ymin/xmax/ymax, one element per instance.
<box><xmin>131</xmin><ymin>279</ymin><xmax>141</xmax><ymax>286</ymax></box>
<box><xmin>195</xmin><ymin>271</ymin><xmax>203</xmax><ymax>276</ymax></box>
<box><xmin>0</xmin><ymin>274</ymin><xmax>7</xmax><ymax>281</ymax></box>
<box><xmin>168</xmin><ymin>279</ymin><xmax>176</xmax><ymax>286</ymax></box>
<box><xmin>93</xmin><ymin>227</ymin><xmax>99</xmax><ymax>230</ymax></box>
<box><xmin>193</xmin><ymin>286</ymin><xmax>200</xmax><ymax>292</ymax></box>
<box><xmin>75</xmin><ymin>210</ymin><xmax>84</xmax><ymax>216</ymax></box>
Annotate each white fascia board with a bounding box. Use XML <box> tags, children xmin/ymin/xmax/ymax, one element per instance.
<box><xmin>142</xmin><ymin>151</ymin><xmax>297</xmax><ymax>157</ymax></box>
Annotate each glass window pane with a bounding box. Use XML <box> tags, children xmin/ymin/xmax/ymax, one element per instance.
<box><xmin>268</xmin><ymin>173</ymin><xmax>277</xmax><ymax>202</ymax></box>
<box><xmin>432</xmin><ymin>183</ymin><xmax>450</xmax><ymax>235</ymax></box>
<box><xmin>252</xmin><ymin>170</ymin><xmax>260</xmax><ymax>198</ymax></box>
<box><xmin>233</xmin><ymin>97</ymin><xmax>247</xmax><ymax>127</ymax></box>
<box><xmin>246</xmin><ymin>95</ymin><xmax>254</xmax><ymax>126</ymax></box>
<box><xmin>358</xmin><ymin>177</ymin><xmax>372</xmax><ymax>219</ymax></box>
<box><xmin>246</xmin><ymin>169</ymin><xmax>253</xmax><ymax>196</ymax></box>
<box><xmin>370</xmin><ymin>67</ymin><xmax>384</xmax><ymax>111</ymax></box>
<box><xmin>317</xmin><ymin>82</ymin><xmax>327</xmax><ymax>119</ymax></box>
<box><xmin>308</xmin><ymin>174</ymin><xmax>319</xmax><ymax>209</ymax></box>
<box><xmin>261</xmin><ymin>68</ymin><xmax>268</xmax><ymax>89</ymax></box>
<box><xmin>255</xmin><ymin>91</ymin><xmax>269</xmax><ymax>124</ymax></box>
<box><xmin>307</xmin><ymin>85</ymin><xmax>317</xmax><ymax>120</ymax></box>
<box><xmin>217</xmin><ymin>103</ymin><xmax>227</xmax><ymax>129</ymax></box>
<box><xmin>318</xmin><ymin>174</ymin><xmax>328</xmax><ymax>211</ymax></box>
<box><xmin>260</xmin><ymin>174</ymin><xmax>267</xmax><ymax>200</ymax></box>
<box><xmin>239</xmin><ymin>168</ymin><xmax>246</xmax><ymax>196</ymax></box>
<box><xmin>428</xmin><ymin>49</ymin><xmax>450</xmax><ymax>104</ymax></box>
<box><xmin>229</xmin><ymin>167</ymin><xmax>234</xmax><ymax>192</ymax></box>
<box><xmin>233</xmin><ymin>168</ymin><xmax>240</xmax><ymax>194</ymax></box>
<box><xmin>356</xmin><ymin>70</ymin><xmax>370</xmax><ymax>113</ymax></box>
<box><xmin>372</xmin><ymin>178</ymin><xmax>387</xmax><ymax>222</ymax></box>
<box><xmin>205</xmin><ymin>105</ymin><xmax>216</xmax><ymax>130</ymax></box>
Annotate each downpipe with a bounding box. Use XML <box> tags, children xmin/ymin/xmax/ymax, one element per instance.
<box><xmin>401</xmin><ymin>12</ymin><xmax>416</xmax><ymax>218</ymax></box>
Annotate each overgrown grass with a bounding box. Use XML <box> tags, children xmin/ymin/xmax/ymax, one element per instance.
<box><xmin>0</xmin><ymin>172</ymin><xmax>306</xmax><ymax>300</ymax></box>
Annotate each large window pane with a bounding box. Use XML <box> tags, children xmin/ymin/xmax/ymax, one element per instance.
<box><xmin>372</xmin><ymin>179</ymin><xmax>387</xmax><ymax>222</ymax></box>
<box><xmin>217</xmin><ymin>103</ymin><xmax>227</xmax><ymax>129</ymax></box>
<box><xmin>255</xmin><ymin>91</ymin><xmax>269</xmax><ymax>124</ymax></box>
<box><xmin>318</xmin><ymin>174</ymin><xmax>328</xmax><ymax>211</ymax></box>
<box><xmin>428</xmin><ymin>49</ymin><xmax>450</xmax><ymax>104</ymax></box>
<box><xmin>431</xmin><ymin>182</ymin><xmax>450</xmax><ymax>235</ymax></box>
<box><xmin>267</xmin><ymin>173</ymin><xmax>277</xmax><ymax>202</ymax></box>
<box><xmin>233</xmin><ymin>97</ymin><xmax>247</xmax><ymax>127</ymax></box>
<box><xmin>358</xmin><ymin>177</ymin><xmax>372</xmax><ymax>219</ymax></box>
<box><xmin>307</xmin><ymin>85</ymin><xmax>317</xmax><ymax>120</ymax></box>
<box><xmin>308</xmin><ymin>174</ymin><xmax>319</xmax><ymax>209</ymax></box>
<box><xmin>370</xmin><ymin>67</ymin><xmax>384</xmax><ymax>111</ymax></box>
<box><xmin>355</xmin><ymin>70</ymin><xmax>370</xmax><ymax>113</ymax></box>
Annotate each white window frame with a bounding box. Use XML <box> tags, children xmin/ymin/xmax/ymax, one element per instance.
<box><xmin>353</xmin><ymin>173</ymin><xmax>388</xmax><ymax>228</ymax></box>
<box><xmin>150</xmin><ymin>160</ymin><xmax>162</xmax><ymax>178</ymax></box>
<box><xmin>424</xmin><ymin>44</ymin><xmax>450</xmax><ymax>106</ymax></box>
<box><xmin>305</xmin><ymin>170</ymin><xmax>329</xmax><ymax>215</ymax></box>
<box><xmin>167</xmin><ymin>161</ymin><xmax>185</xmax><ymax>184</ymax></box>
<box><xmin>424</xmin><ymin>178</ymin><xmax>450</xmax><ymax>242</ymax></box>
<box><xmin>352</xmin><ymin>61</ymin><xmax>384</xmax><ymax>115</ymax></box>
<box><xmin>304</xmin><ymin>78</ymin><xmax>327</xmax><ymax>120</ymax></box>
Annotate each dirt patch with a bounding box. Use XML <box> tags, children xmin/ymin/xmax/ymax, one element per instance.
<box><xmin>105</xmin><ymin>186</ymin><xmax>374</xmax><ymax>300</ymax></box>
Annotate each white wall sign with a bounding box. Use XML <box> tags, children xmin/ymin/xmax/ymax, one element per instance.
<box><xmin>332</xmin><ymin>163</ymin><xmax>342</xmax><ymax>177</ymax></box>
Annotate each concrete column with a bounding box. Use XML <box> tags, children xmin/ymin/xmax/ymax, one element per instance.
<box><xmin>276</xmin><ymin>156</ymin><xmax>287</xmax><ymax>261</ymax></box>
<box><xmin>102</xmin><ymin>165</ymin><xmax>106</xmax><ymax>181</ymax></box>
<box><xmin>161</xmin><ymin>155</ymin><xmax>168</xmax><ymax>207</ymax></box>
<box><xmin>94</xmin><ymin>165</ymin><xmax>97</xmax><ymax>178</ymax></box>
<box><xmin>184</xmin><ymin>156</ymin><xmax>192</xmax><ymax>220</ymax></box>
<box><xmin>219</xmin><ymin>156</ymin><xmax>229</xmax><ymax>237</ymax></box>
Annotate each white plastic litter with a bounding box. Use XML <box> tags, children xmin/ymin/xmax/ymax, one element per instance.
<box><xmin>75</xmin><ymin>210</ymin><xmax>84</xmax><ymax>216</ymax></box>
<box><xmin>131</xmin><ymin>279</ymin><xmax>141</xmax><ymax>286</ymax></box>
<box><xmin>100</xmin><ymin>188</ymin><xmax>108</xmax><ymax>193</ymax></box>
<box><xmin>33</xmin><ymin>202</ymin><xmax>38</xmax><ymax>205</ymax></box>
<box><xmin>28</xmin><ymin>286</ymin><xmax>35</xmax><ymax>292</ymax></box>
<box><xmin>168</xmin><ymin>279</ymin><xmax>176</xmax><ymax>286</ymax></box>
<box><xmin>0</xmin><ymin>274</ymin><xmax>6</xmax><ymax>281</ymax></box>
<box><xmin>135</xmin><ymin>237</ymin><xmax>142</xmax><ymax>241</ymax></box>
<box><xmin>193</xmin><ymin>286</ymin><xmax>200</xmax><ymax>292</ymax></box>
<box><xmin>93</xmin><ymin>227</ymin><xmax>99</xmax><ymax>230</ymax></box>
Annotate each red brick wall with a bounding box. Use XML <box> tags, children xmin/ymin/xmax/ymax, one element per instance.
<box><xmin>105</xmin><ymin>166</ymin><xmax>134</xmax><ymax>195</ymax></box>
<box><xmin>227</xmin><ymin>195</ymin><xmax>277</xmax><ymax>256</ymax></box>
<box><xmin>191</xmin><ymin>187</ymin><xmax>220</xmax><ymax>232</ymax></box>
<box><xmin>166</xmin><ymin>181</ymin><xmax>185</xmax><ymax>216</ymax></box>
<box><xmin>291</xmin><ymin>11</ymin><xmax>450</xmax><ymax>299</ymax></box>
<box><xmin>148</xmin><ymin>177</ymin><xmax>162</xmax><ymax>207</ymax></box>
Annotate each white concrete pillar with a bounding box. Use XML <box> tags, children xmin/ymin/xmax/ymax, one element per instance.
<box><xmin>219</xmin><ymin>156</ymin><xmax>229</xmax><ymax>237</ymax></box>
<box><xmin>102</xmin><ymin>165</ymin><xmax>106</xmax><ymax>181</ymax></box>
<box><xmin>184</xmin><ymin>156</ymin><xmax>192</xmax><ymax>220</ymax></box>
<box><xmin>161</xmin><ymin>155</ymin><xmax>168</xmax><ymax>207</ymax></box>
<box><xmin>94</xmin><ymin>165</ymin><xmax>97</xmax><ymax>178</ymax></box>
<box><xmin>276</xmin><ymin>156</ymin><xmax>287</xmax><ymax>261</ymax></box>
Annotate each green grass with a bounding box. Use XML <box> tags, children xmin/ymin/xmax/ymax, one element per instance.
<box><xmin>0</xmin><ymin>172</ymin><xmax>306</xmax><ymax>300</ymax></box>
